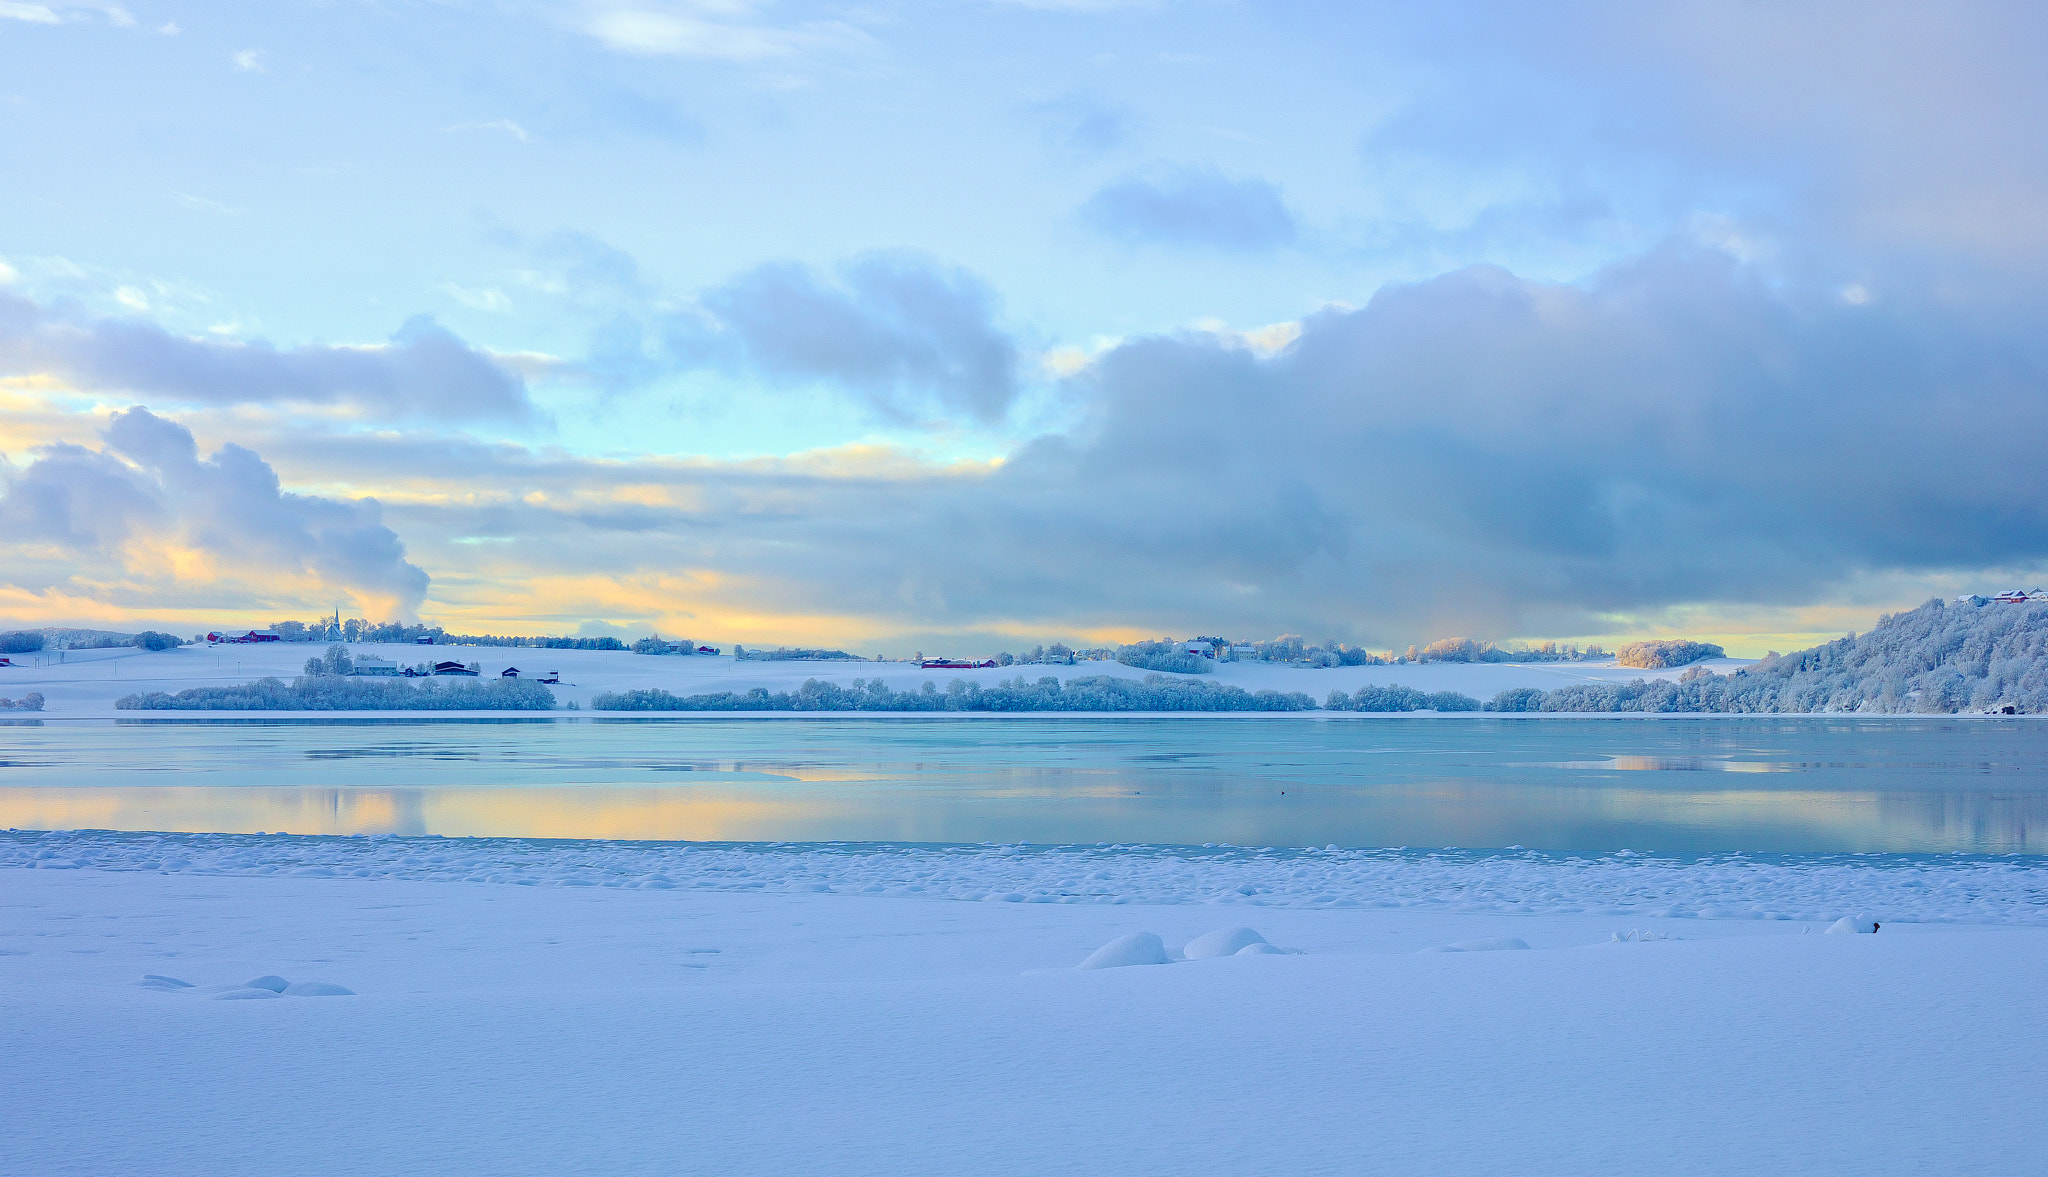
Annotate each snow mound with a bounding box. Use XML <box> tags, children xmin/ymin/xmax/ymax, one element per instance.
<box><xmin>1077</xmin><ymin>932</ymin><xmax>1171</xmax><ymax>969</ymax></box>
<box><xmin>1825</xmin><ymin>916</ymin><xmax>1880</xmax><ymax>934</ymax></box>
<box><xmin>1236</xmin><ymin>942</ymin><xmax>1289</xmax><ymax>956</ymax></box>
<box><xmin>137</xmin><ymin>974</ymin><xmax>193</xmax><ymax>989</ymax></box>
<box><xmin>243</xmin><ymin>975</ymin><xmax>290</xmax><ymax>992</ymax></box>
<box><xmin>1424</xmin><ymin>937</ymin><xmax>1532</xmax><ymax>953</ymax></box>
<box><xmin>212</xmin><ymin>986</ymin><xmax>284</xmax><ymax>1000</ymax></box>
<box><xmin>282</xmin><ymin>981</ymin><xmax>354</xmax><ymax>996</ymax></box>
<box><xmin>1184</xmin><ymin>926</ymin><xmax>1270</xmax><ymax>959</ymax></box>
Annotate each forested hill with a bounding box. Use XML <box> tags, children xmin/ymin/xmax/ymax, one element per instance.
<box><xmin>1502</xmin><ymin>599</ymin><xmax>2048</xmax><ymax>714</ymax></box>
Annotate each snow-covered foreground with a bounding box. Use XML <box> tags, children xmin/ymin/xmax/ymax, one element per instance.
<box><xmin>5</xmin><ymin>839</ymin><xmax>2045</xmax><ymax>1176</ymax></box>
<box><xmin>9</xmin><ymin>830</ymin><xmax>2048</xmax><ymax>924</ymax></box>
<box><xmin>0</xmin><ymin>640</ymin><xmax>1754</xmax><ymax>715</ymax></box>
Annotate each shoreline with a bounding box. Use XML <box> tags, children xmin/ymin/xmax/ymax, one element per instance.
<box><xmin>8</xmin><ymin>708</ymin><xmax>2042</xmax><ymax>722</ymax></box>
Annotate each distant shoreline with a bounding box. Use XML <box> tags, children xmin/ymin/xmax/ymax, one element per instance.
<box><xmin>10</xmin><ymin>709</ymin><xmax>2043</xmax><ymax>722</ymax></box>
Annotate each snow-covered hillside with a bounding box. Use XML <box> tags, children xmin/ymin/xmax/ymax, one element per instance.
<box><xmin>1522</xmin><ymin>599</ymin><xmax>2048</xmax><ymax>714</ymax></box>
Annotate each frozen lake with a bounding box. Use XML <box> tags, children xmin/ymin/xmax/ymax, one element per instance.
<box><xmin>4</xmin><ymin>716</ymin><xmax>2046</xmax><ymax>853</ymax></box>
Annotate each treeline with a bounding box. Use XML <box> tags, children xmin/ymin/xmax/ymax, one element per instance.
<box><xmin>1</xmin><ymin>629</ymin><xmax>181</xmax><ymax>653</ymax></box>
<box><xmin>1614</xmin><ymin>639</ymin><xmax>1724</xmax><ymax>669</ymax></box>
<box><xmin>1484</xmin><ymin>599</ymin><xmax>2048</xmax><ymax>714</ymax></box>
<box><xmin>591</xmin><ymin>674</ymin><xmax>1319</xmax><ymax>713</ymax></box>
<box><xmin>261</xmin><ymin>618</ymin><xmax>626</xmax><ymax>649</ymax></box>
<box><xmin>1403</xmin><ymin>637</ymin><xmax>1611</xmax><ymax>664</ymax></box>
<box><xmin>1116</xmin><ymin>640</ymin><xmax>1212</xmax><ymax>674</ymax></box>
<box><xmin>0</xmin><ymin>692</ymin><xmax>43</xmax><ymax>712</ymax></box>
<box><xmin>1326</xmin><ymin>685</ymin><xmax>1482</xmax><ymax>712</ymax></box>
<box><xmin>117</xmin><ymin>675</ymin><xmax>557</xmax><ymax>711</ymax></box>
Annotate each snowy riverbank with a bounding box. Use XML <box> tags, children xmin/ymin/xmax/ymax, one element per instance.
<box><xmin>9</xmin><ymin>830</ymin><xmax>2047</xmax><ymax>924</ymax></box>
<box><xmin>4</xmin><ymin>847</ymin><xmax>2044</xmax><ymax>1177</ymax></box>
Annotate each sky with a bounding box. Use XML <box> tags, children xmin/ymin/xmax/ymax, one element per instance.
<box><xmin>3</xmin><ymin>0</ymin><xmax>2047</xmax><ymax>656</ymax></box>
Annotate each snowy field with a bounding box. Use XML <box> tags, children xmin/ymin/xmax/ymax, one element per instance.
<box><xmin>0</xmin><ymin>641</ymin><xmax>1756</xmax><ymax>716</ymax></box>
<box><xmin>5</xmin><ymin>834</ymin><xmax>2046</xmax><ymax>1176</ymax></box>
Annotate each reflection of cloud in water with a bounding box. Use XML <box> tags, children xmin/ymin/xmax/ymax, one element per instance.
<box><xmin>3</xmin><ymin>777</ymin><xmax>2046</xmax><ymax>852</ymax></box>
<box><xmin>1535</xmin><ymin>757</ymin><xmax>1790</xmax><ymax>772</ymax></box>
<box><xmin>4</xmin><ymin>718</ymin><xmax>2048</xmax><ymax>852</ymax></box>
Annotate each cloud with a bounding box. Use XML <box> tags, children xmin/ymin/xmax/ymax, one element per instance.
<box><xmin>0</xmin><ymin>293</ymin><xmax>538</xmax><ymax>423</ymax></box>
<box><xmin>667</xmin><ymin>250</ymin><xmax>1020</xmax><ymax>425</ymax></box>
<box><xmin>230</xmin><ymin>243</ymin><xmax>2048</xmax><ymax>646</ymax></box>
<box><xmin>0</xmin><ymin>408</ymin><xmax>430</xmax><ymax>619</ymax></box>
<box><xmin>230</xmin><ymin>48</ymin><xmax>264</xmax><ymax>73</ymax></box>
<box><xmin>1026</xmin><ymin>94</ymin><xmax>1129</xmax><ymax>156</ymax></box>
<box><xmin>1347</xmin><ymin>1</ymin><xmax>2048</xmax><ymax>280</ymax></box>
<box><xmin>446</xmin><ymin>119</ymin><xmax>532</xmax><ymax>142</ymax></box>
<box><xmin>1080</xmin><ymin>165</ymin><xmax>1296</xmax><ymax>252</ymax></box>
<box><xmin>579</xmin><ymin>1</ymin><xmax>872</xmax><ymax>62</ymax></box>
<box><xmin>0</xmin><ymin>2</ymin><xmax>60</xmax><ymax>23</ymax></box>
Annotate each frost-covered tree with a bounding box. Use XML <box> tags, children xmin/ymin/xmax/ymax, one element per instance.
<box><xmin>1614</xmin><ymin>640</ymin><xmax>1725</xmax><ymax>669</ymax></box>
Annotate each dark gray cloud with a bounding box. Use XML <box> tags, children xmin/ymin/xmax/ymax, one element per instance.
<box><xmin>669</xmin><ymin>250</ymin><xmax>1020</xmax><ymax>424</ymax></box>
<box><xmin>0</xmin><ymin>408</ymin><xmax>430</xmax><ymax>615</ymax></box>
<box><xmin>1080</xmin><ymin>166</ymin><xmax>1296</xmax><ymax>252</ymax></box>
<box><xmin>0</xmin><ymin>294</ymin><xmax>536</xmax><ymax>423</ymax></box>
<box><xmin>289</xmin><ymin>243</ymin><xmax>2048</xmax><ymax>644</ymax></box>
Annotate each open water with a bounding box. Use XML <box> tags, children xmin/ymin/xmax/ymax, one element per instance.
<box><xmin>2</xmin><ymin>716</ymin><xmax>2046</xmax><ymax>853</ymax></box>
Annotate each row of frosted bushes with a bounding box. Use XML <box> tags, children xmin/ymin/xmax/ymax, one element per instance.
<box><xmin>116</xmin><ymin>676</ymin><xmax>558</xmax><ymax>711</ymax></box>
<box><xmin>0</xmin><ymin>692</ymin><xmax>44</xmax><ymax>712</ymax></box>
<box><xmin>592</xmin><ymin>674</ymin><xmax>1320</xmax><ymax>712</ymax></box>
<box><xmin>1325</xmin><ymin>686</ymin><xmax>1482</xmax><ymax>712</ymax></box>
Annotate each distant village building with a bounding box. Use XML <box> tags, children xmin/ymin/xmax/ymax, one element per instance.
<box><xmin>208</xmin><ymin>630</ymin><xmax>280</xmax><ymax>643</ymax></box>
<box><xmin>432</xmin><ymin>660</ymin><xmax>478</xmax><ymax>676</ymax></box>
<box><xmin>1960</xmin><ymin>589</ymin><xmax>2045</xmax><ymax>605</ymax></box>
<box><xmin>500</xmin><ymin>667</ymin><xmax>521</xmax><ymax>678</ymax></box>
<box><xmin>351</xmin><ymin>656</ymin><xmax>399</xmax><ymax>676</ymax></box>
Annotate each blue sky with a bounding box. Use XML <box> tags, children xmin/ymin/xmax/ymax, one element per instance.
<box><xmin>4</xmin><ymin>1</ymin><xmax>2047</xmax><ymax>653</ymax></box>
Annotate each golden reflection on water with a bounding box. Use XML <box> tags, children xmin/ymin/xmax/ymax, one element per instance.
<box><xmin>2</xmin><ymin>779</ymin><xmax>2039</xmax><ymax>851</ymax></box>
<box><xmin>0</xmin><ymin>787</ymin><xmax>853</xmax><ymax>841</ymax></box>
<box><xmin>6</xmin><ymin>718</ymin><xmax>2046</xmax><ymax>852</ymax></box>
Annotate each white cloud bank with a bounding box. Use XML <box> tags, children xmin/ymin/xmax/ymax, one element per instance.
<box><xmin>108</xmin><ymin>241</ymin><xmax>2039</xmax><ymax>644</ymax></box>
<box><xmin>0</xmin><ymin>294</ymin><xmax>537</xmax><ymax>423</ymax></box>
<box><xmin>0</xmin><ymin>409</ymin><xmax>429</xmax><ymax>621</ymax></box>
